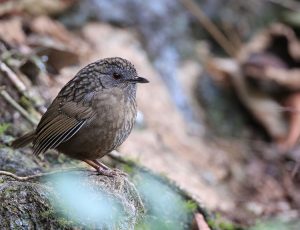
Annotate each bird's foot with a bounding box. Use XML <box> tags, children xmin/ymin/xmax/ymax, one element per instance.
<box><xmin>96</xmin><ymin>167</ymin><xmax>117</xmax><ymax>177</ymax></box>
<box><xmin>96</xmin><ymin>167</ymin><xmax>127</xmax><ymax>177</ymax></box>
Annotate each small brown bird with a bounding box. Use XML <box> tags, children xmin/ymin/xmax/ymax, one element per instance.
<box><xmin>12</xmin><ymin>57</ymin><xmax>149</xmax><ymax>176</ymax></box>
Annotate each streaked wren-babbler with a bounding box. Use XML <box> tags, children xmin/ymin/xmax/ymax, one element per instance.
<box><xmin>12</xmin><ymin>57</ymin><xmax>149</xmax><ymax>176</ymax></box>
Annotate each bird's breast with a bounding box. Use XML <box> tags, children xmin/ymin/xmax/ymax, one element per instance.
<box><xmin>91</xmin><ymin>88</ymin><xmax>137</xmax><ymax>151</ymax></box>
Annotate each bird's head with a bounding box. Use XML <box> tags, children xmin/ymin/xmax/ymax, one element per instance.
<box><xmin>95</xmin><ymin>57</ymin><xmax>149</xmax><ymax>90</ymax></box>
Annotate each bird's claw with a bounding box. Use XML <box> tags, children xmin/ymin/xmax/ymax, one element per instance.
<box><xmin>96</xmin><ymin>167</ymin><xmax>117</xmax><ymax>177</ymax></box>
<box><xmin>112</xmin><ymin>168</ymin><xmax>128</xmax><ymax>176</ymax></box>
<box><xmin>96</xmin><ymin>167</ymin><xmax>127</xmax><ymax>177</ymax></box>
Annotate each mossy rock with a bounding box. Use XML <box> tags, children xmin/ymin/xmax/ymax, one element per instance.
<box><xmin>0</xmin><ymin>145</ymin><xmax>211</xmax><ymax>229</ymax></box>
<box><xmin>0</xmin><ymin>171</ymin><xmax>144</xmax><ymax>229</ymax></box>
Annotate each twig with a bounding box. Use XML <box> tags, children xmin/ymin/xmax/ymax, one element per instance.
<box><xmin>194</xmin><ymin>213</ymin><xmax>211</xmax><ymax>230</ymax></box>
<box><xmin>181</xmin><ymin>0</ymin><xmax>236</xmax><ymax>57</ymax></box>
<box><xmin>221</xmin><ymin>22</ymin><xmax>242</xmax><ymax>50</ymax></box>
<box><xmin>0</xmin><ymin>88</ymin><xmax>39</xmax><ymax>125</ymax></box>
<box><xmin>0</xmin><ymin>167</ymin><xmax>88</xmax><ymax>182</ymax></box>
<box><xmin>292</xmin><ymin>162</ymin><xmax>299</xmax><ymax>179</ymax></box>
<box><xmin>0</xmin><ymin>61</ymin><xmax>27</xmax><ymax>93</ymax></box>
<box><xmin>0</xmin><ymin>61</ymin><xmax>44</xmax><ymax>117</ymax></box>
<box><xmin>0</xmin><ymin>171</ymin><xmax>33</xmax><ymax>181</ymax></box>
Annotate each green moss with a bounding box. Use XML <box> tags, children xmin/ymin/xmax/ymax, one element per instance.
<box><xmin>0</xmin><ymin>123</ymin><xmax>10</xmax><ymax>136</ymax></box>
<box><xmin>207</xmin><ymin>213</ymin><xmax>241</xmax><ymax>230</ymax></box>
<box><xmin>4</xmin><ymin>187</ymin><xmax>15</xmax><ymax>194</ymax></box>
<box><xmin>57</xmin><ymin>217</ymin><xmax>74</xmax><ymax>227</ymax></box>
<box><xmin>40</xmin><ymin>209</ymin><xmax>55</xmax><ymax>219</ymax></box>
<box><xmin>219</xmin><ymin>222</ymin><xmax>238</xmax><ymax>230</ymax></box>
<box><xmin>122</xmin><ymin>164</ymin><xmax>134</xmax><ymax>174</ymax></box>
<box><xmin>183</xmin><ymin>200</ymin><xmax>197</xmax><ymax>213</ymax></box>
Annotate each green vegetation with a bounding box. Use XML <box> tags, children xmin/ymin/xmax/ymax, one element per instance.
<box><xmin>183</xmin><ymin>200</ymin><xmax>198</xmax><ymax>213</ymax></box>
<box><xmin>207</xmin><ymin>213</ymin><xmax>241</xmax><ymax>230</ymax></box>
<box><xmin>122</xmin><ymin>164</ymin><xmax>134</xmax><ymax>174</ymax></box>
<box><xmin>0</xmin><ymin>123</ymin><xmax>10</xmax><ymax>136</ymax></box>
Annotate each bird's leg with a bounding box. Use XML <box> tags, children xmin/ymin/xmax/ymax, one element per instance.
<box><xmin>93</xmin><ymin>159</ymin><xmax>127</xmax><ymax>176</ymax></box>
<box><xmin>92</xmin><ymin>159</ymin><xmax>110</xmax><ymax>170</ymax></box>
<box><xmin>83</xmin><ymin>159</ymin><xmax>99</xmax><ymax>170</ymax></box>
<box><xmin>93</xmin><ymin>159</ymin><xmax>122</xmax><ymax>176</ymax></box>
<box><xmin>83</xmin><ymin>159</ymin><xmax>116</xmax><ymax>177</ymax></box>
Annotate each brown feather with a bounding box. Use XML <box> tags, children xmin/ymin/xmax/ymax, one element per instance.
<box><xmin>31</xmin><ymin>98</ymin><xmax>95</xmax><ymax>155</ymax></box>
<box><xmin>11</xmin><ymin>131</ymin><xmax>35</xmax><ymax>148</ymax></box>
<box><xmin>33</xmin><ymin>117</ymin><xmax>78</xmax><ymax>155</ymax></box>
<box><xmin>39</xmin><ymin>120</ymin><xmax>86</xmax><ymax>155</ymax></box>
<box><xmin>35</xmin><ymin>116</ymin><xmax>76</xmax><ymax>143</ymax></box>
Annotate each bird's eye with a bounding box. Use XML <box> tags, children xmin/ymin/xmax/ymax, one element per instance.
<box><xmin>112</xmin><ymin>73</ymin><xmax>122</xmax><ymax>80</ymax></box>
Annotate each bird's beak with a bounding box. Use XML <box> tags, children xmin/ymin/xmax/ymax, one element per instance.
<box><xmin>127</xmin><ymin>76</ymin><xmax>149</xmax><ymax>83</ymax></box>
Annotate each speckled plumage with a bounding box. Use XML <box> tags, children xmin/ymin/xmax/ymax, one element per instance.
<box><xmin>12</xmin><ymin>57</ymin><xmax>148</xmax><ymax>175</ymax></box>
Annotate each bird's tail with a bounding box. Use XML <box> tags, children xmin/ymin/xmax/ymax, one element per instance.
<box><xmin>11</xmin><ymin>131</ymin><xmax>35</xmax><ymax>148</ymax></box>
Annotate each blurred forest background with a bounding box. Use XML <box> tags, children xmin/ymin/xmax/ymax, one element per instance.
<box><xmin>1</xmin><ymin>0</ymin><xmax>300</xmax><ymax>229</ymax></box>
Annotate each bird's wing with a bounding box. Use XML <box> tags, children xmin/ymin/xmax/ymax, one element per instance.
<box><xmin>32</xmin><ymin>63</ymin><xmax>104</xmax><ymax>156</ymax></box>
<box><xmin>32</xmin><ymin>96</ymin><xmax>96</xmax><ymax>156</ymax></box>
